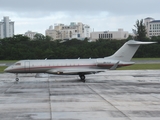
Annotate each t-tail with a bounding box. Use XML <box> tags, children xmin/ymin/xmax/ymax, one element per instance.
<box><xmin>105</xmin><ymin>40</ymin><xmax>156</xmax><ymax>62</ymax></box>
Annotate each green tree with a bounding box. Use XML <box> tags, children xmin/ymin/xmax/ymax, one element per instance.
<box><xmin>126</xmin><ymin>35</ymin><xmax>134</xmax><ymax>40</ymax></box>
<box><xmin>46</xmin><ymin>35</ymin><xmax>53</xmax><ymax>41</ymax></box>
<box><xmin>0</xmin><ymin>36</ymin><xmax>160</xmax><ymax>59</ymax></box>
<box><xmin>33</xmin><ymin>33</ymin><xmax>45</xmax><ymax>41</ymax></box>
<box><xmin>151</xmin><ymin>36</ymin><xmax>160</xmax><ymax>42</ymax></box>
<box><xmin>133</xmin><ymin>19</ymin><xmax>147</xmax><ymax>41</ymax></box>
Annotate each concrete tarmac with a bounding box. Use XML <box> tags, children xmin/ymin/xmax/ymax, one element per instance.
<box><xmin>0</xmin><ymin>70</ymin><xmax>160</xmax><ymax>120</ymax></box>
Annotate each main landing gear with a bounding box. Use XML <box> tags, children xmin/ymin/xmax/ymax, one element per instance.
<box><xmin>79</xmin><ymin>74</ymin><xmax>86</xmax><ymax>83</ymax></box>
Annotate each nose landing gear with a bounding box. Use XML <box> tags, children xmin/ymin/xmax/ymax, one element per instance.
<box><xmin>15</xmin><ymin>73</ymin><xmax>19</xmax><ymax>82</ymax></box>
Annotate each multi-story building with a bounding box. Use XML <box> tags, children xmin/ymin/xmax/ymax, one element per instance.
<box><xmin>144</xmin><ymin>17</ymin><xmax>160</xmax><ymax>38</ymax></box>
<box><xmin>0</xmin><ymin>16</ymin><xmax>14</xmax><ymax>39</ymax></box>
<box><xmin>90</xmin><ymin>29</ymin><xmax>129</xmax><ymax>41</ymax></box>
<box><xmin>24</xmin><ymin>30</ymin><xmax>38</xmax><ymax>39</ymax></box>
<box><xmin>45</xmin><ymin>22</ymin><xmax>90</xmax><ymax>40</ymax></box>
<box><xmin>45</xmin><ymin>25</ymin><xmax>60</xmax><ymax>40</ymax></box>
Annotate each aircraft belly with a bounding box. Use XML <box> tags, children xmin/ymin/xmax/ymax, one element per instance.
<box><xmin>29</xmin><ymin>67</ymin><xmax>50</xmax><ymax>73</ymax></box>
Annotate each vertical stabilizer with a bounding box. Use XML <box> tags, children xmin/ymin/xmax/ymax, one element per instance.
<box><xmin>106</xmin><ymin>40</ymin><xmax>156</xmax><ymax>62</ymax></box>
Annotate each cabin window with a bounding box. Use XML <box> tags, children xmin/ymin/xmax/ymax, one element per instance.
<box><xmin>15</xmin><ymin>63</ymin><xmax>21</xmax><ymax>66</ymax></box>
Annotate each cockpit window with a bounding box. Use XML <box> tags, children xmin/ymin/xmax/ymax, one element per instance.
<box><xmin>15</xmin><ymin>63</ymin><xmax>21</xmax><ymax>65</ymax></box>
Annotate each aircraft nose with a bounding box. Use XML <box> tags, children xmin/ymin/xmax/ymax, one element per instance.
<box><xmin>4</xmin><ymin>67</ymin><xmax>10</xmax><ymax>72</ymax></box>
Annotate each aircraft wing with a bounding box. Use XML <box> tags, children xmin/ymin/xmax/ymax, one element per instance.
<box><xmin>46</xmin><ymin>61</ymin><xmax>120</xmax><ymax>75</ymax></box>
<box><xmin>46</xmin><ymin>68</ymin><xmax>105</xmax><ymax>75</ymax></box>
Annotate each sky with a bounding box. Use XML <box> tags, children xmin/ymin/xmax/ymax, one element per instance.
<box><xmin>0</xmin><ymin>0</ymin><xmax>160</xmax><ymax>35</ymax></box>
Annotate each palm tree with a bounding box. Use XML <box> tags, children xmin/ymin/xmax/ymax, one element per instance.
<box><xmin>132</xmin><ymin>19</ymin><xmax>147</xmax><ymax>41</ymax></box>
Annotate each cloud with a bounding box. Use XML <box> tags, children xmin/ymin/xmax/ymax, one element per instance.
<box><xmin>0</xmin><ymin>0</ymin><xmax>160</xmax><ymax>35</ymax></box>
<box><xmin>1</xmin><ymin>0</ymin><xmax>160</xmax><ymax>17</ymax></box>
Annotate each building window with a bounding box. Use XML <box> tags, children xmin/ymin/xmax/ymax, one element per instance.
<box><xmin>77</xmin><ymin>34</ymin><xmax>80</xmax><ymax>37</ymax></box>
<box><xmin>111</xmin><ymin>34</ymin><xmax>113</xmax><ymax>38</ymax></box>
<box><xmin>103</xmin><ymin>34</ymin><xmax>104</xmax><ymax>38</ymax></box>
<box><xmin>108</xmin><ymin>34</ymin><xmax>110</xmax><ymax>38</ymax></box>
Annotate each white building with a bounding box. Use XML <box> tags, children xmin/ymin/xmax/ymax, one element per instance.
<box><xmin>24</xmin><ymin>31</ymin><xmax>37</xmax><ymax>39</ymax></box>
<box><xmin>90</xmin><ymin>29</ymin><xmax>129</xmax><ymax>41</ymax></box>
<box><xmin>144</xmin><ymin>17</ymin><xmax>160</xmax><ymax>37</ymax></box>
<box><xmin>0</xmin><ymin>16</ymin><xmax>14</xmax><ymax>39</ymax></box>
<box><xmin>45</xmin><ymin>22</ymin><xmax>90</xmax><ymax>40</ymax></box>
<box><xmin>45</xmin><ymin>25</ymin><xmax>61</xmax><ymax>40</ymax></box>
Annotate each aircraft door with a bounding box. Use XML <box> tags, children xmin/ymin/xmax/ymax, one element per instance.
<box><xmin>25</xmin><ymin>61</ymin><xmax>30</xmax><ymax>72</ymax></box>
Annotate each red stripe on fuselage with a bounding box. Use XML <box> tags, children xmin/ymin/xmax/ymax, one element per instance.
<box><xmin>7</xmin><ymin>63</ymin><xmax>133</xmax><ymax>73</ymax></box>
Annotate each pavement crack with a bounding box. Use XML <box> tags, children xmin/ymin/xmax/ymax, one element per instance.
<box><xmin>47</xmin><ymin>78</ymin><xmax>53</xmax><ymax>120</ymax></box>
<box><xmin>86</xmin><ymin>84</ymin><xmax>132</xmax><ymax>120</ymax></box>
<box><xmin>3</xmin><ymin>82</ymin><xmax>15</xmax><ymax>94</ymax></box>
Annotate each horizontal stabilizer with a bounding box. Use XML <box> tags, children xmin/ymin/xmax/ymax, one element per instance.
<box><xmin>127</xmin><ymin>40</ymin><xmax>156</xmax><ymax>45</ymax></box>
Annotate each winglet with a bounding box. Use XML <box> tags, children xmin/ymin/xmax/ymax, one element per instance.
<box><xmin>109</xmin><ymin>61</ymin><xmax>119</xmax><ymax>70</ymax></box>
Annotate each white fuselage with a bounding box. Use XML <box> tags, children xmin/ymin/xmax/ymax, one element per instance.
<box><xmin>4</xmin><ymin>58</ymin><xmax>133</xmax><ymax>74</ymax></box>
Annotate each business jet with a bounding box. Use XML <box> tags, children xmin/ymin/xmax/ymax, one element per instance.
<box><xmin>4</xmin><ymin>40</ymin><xmax>156</xmax><ymax>82</ymax></box>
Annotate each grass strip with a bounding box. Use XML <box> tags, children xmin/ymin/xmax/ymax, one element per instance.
<box><xmin>0</xmin><ymin>66</ymin><xmax>7</xmax><ymax>73</ymax></box>
<box><xmin>118</xmin><ymin>64</ymin><xmax>160</xmax><ymax>70</ymax></box>
<box><xmin>132</xmin><ymin>58</ymin><xmax>160</xmax><ymax>60</ymax></box>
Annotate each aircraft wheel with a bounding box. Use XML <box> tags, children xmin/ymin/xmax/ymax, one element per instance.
<box><xmin>79</xmin><ymin>75</ymin><xmax>85</xmax><ymax>82</ymax></box>
<box><xmin>16</xmin><ymin>78</ymin><xmax>19</xmax><ymax>82</ymax></box>
<box><xmin>15</xmin><ymin>73</ymin><xmax>19</xmax><ymax>82</ymax></box>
